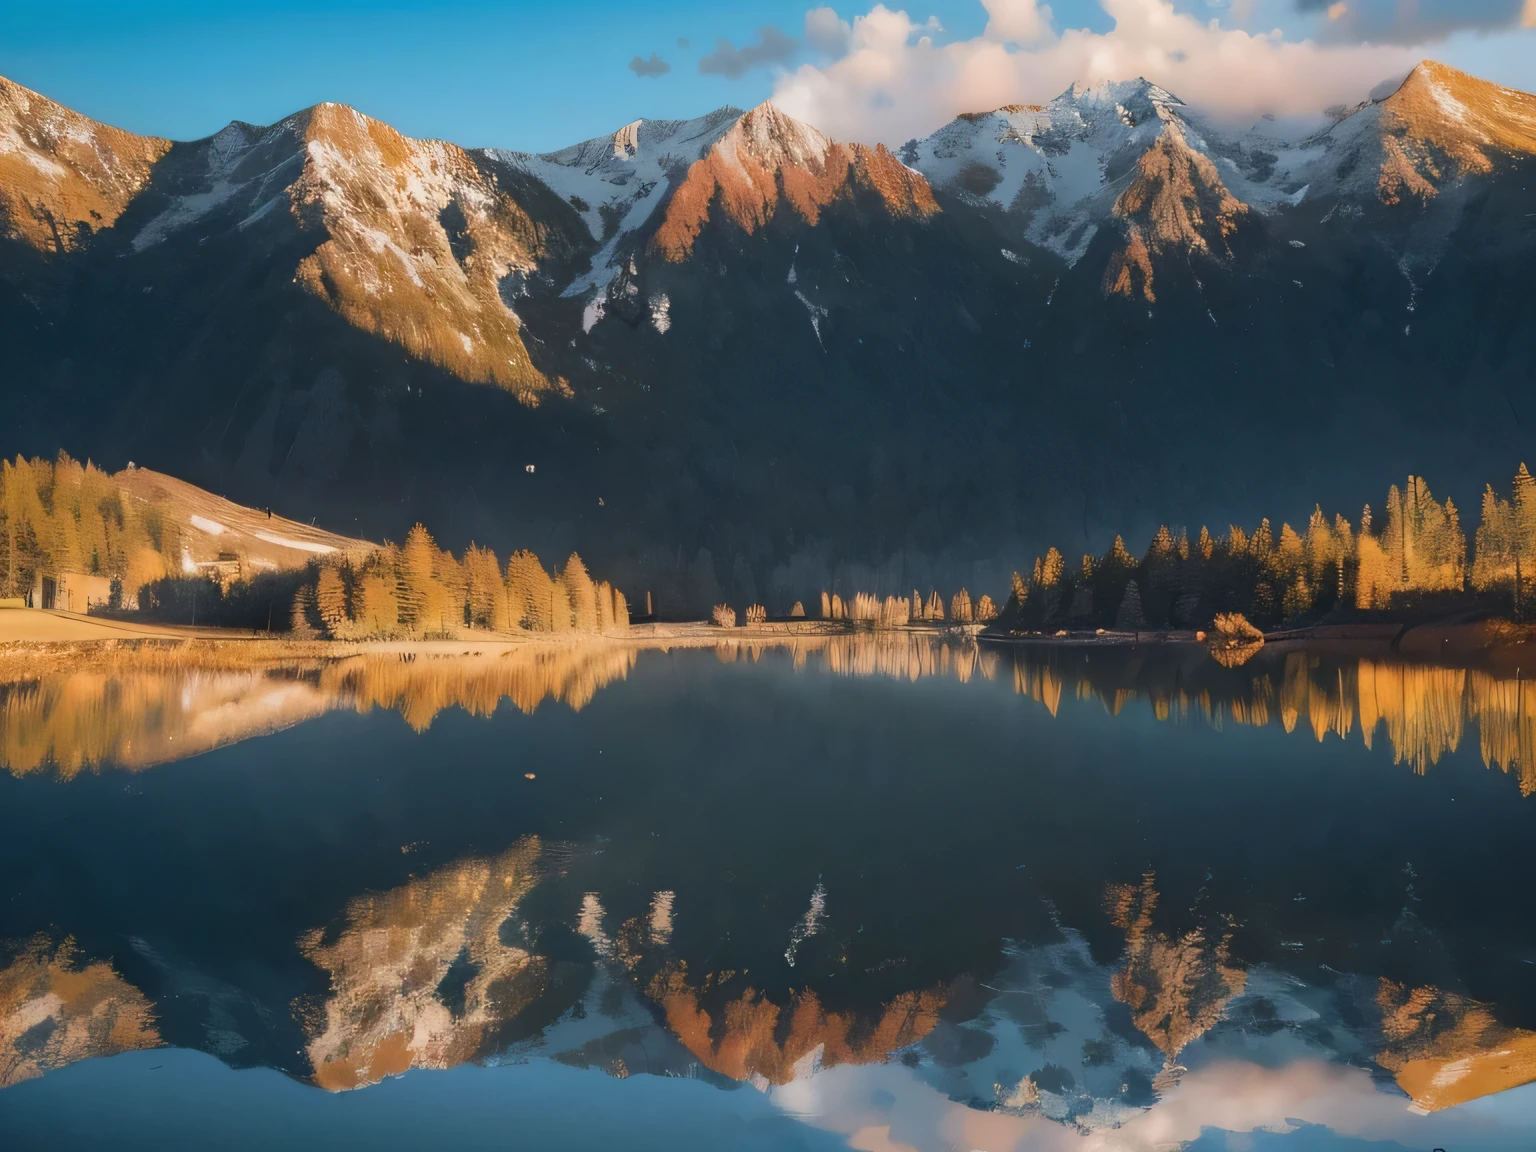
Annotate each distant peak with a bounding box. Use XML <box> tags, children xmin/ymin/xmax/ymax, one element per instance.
<box><xmin>1064</xmin><ymin>76</ymin><xmax>1184</xmax><ymax>108</ymax></box>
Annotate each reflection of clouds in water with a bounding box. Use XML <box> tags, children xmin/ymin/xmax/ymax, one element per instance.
<box><xmin>888</xmin><ymin>1057</ymin><xmax>1533</xmax><ymax>1151</ymax></box>
<box><xmin>771</xmin><ymin>976</ymin><xmax>1536</xmax><ymax>1150</ymax></box>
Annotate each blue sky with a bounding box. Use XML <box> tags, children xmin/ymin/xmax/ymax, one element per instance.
<box><xmin>3</xmin><ymin>1</ymin><xmax>1533</xmax><ymax>150</ymax></box>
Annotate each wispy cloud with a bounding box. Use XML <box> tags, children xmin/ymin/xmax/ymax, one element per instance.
<box><xmin>1296</xmin><ymin>0</ymin><xmax>1525</xmax><ymax>45</ymax></box>
<box><xmin>628</xmin><ymin>52</ymin><xmax>672</xmax><ymax>79</ymax></box>
<box><xmin>699</xmin><ymin>26</ymin><xmax>798</xmax><ymax>78</ymax></box>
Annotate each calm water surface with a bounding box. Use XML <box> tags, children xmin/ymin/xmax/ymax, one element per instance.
<box><xmin>3</xmin><ymin>636</ymin><xmax>1536</xmax><ymax>1150</ymax></box>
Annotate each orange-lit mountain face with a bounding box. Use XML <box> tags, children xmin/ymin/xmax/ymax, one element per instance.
<box><xmin>0</xmin><ymin>77</ymin><xmax>169</xmax><ymax>253</ymax></box>
<box><xmin>650</xmin><ymin>102</ymin><xmax>937</xmax><ymax>262</ymax></box>
<box><xmin>121</xmin><ymin>101</ymin><xmax>591</xmax><ymax>401</ymax></box>
<box><xmin>3</xmin><ymin>63</ymin><xmax>1530</xmax><ymax>360</ymax></box>
<box><xmin>2</xmin><ymin>64</ymin><xmax>1535</xmax><ymax>613</ymax></box>
<box><xmin>1363</xmin><ymin>61</ymin><xmax>1536</xmax><ymax>206</ymax></box>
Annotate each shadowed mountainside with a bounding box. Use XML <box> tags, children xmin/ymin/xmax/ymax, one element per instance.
<box><xmin>2</xmin><ymin>65</ymin><xmax>1534</xmax><ymax>612</ymax></box>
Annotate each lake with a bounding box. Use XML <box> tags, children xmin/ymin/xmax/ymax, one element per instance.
<box><xmin>3</xmin><ymin>634</ymin><xmax>1536</xmax><ymax>1150</ymax></box>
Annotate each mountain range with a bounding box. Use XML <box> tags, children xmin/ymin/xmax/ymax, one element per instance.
<box><xmin>2</xmin><ymin>61</ymin><xmax>1534</xmax><ymax>611</ymax></box>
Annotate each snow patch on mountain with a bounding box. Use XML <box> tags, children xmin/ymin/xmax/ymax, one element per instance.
<box><xmin>497</xmin><ymin>107</ymin><xmax>740</xmax><ymax>242</ymax></box>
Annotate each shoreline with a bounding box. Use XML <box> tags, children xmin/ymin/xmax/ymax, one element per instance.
<box><xmin>4</xmin><ymin>609</ymin><xmax>1535</xmax><ymax>679</ymax></box>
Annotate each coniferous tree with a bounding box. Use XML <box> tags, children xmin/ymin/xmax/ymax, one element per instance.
<box><xmin>399</xmin><ymin>524</ymin><xmax>439</xmax><ymax>635</ymax></box>
<box><xmin>505</xmin><ymin>550</ymin><xmax>553</xmax><ymax>631</ymax></box>
<box><xmin>464</xmin><ymin>545</ymin><xmax>506</xmax><ymax>630</ymax></box>
<box><xmin>354</xmin><ymin>549</ymin><xmax>401</xmax><ymax>637</ymax></box>
<box><xmin>1038</xmin><ymin>547</ymin><xmax>1065</xmax><ymax>625</ymax></box>
<box><xmin>548</xmin><ymin>578</ymin><xmax>573</xmax><ymax>634</ymax></box>
<box><xmin>1473</xmin><ymin>483</ymin><xmax>1518</xmax><ymax>594</ymax></box>
<box><xmin>290</xmin><ymin>584</ymin><xmax>319</xmax><ymax>638</ymax></box>
<box><xmin>315</xmin><ymin>563</ymin><xmax>347</xmax><ymax>637</ymax></box>
<box><xmin>561</xmin><ymin>553</ymin><xmax>600</xmax><ymax>633</ymax></box>
<box><xmin>1115</xmin><ymin>580</ymin><xmax>1146</xmax><ymax>630</ymax></box>
<box><xmin>950</xmin><ymin>589</ymin><xmax>973</xmax><ymax>623</ymax></box>
<box><xmin>1514</xmin><ymin>464</ymin><xmax>1536</xmax><ymax>569</ymax></box>
<box><xmin>1009</xmin><ymin>569</ymin><xmax>1029</xmax><ymax>613</ymax></box>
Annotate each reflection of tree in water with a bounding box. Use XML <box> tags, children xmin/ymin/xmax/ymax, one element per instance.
<box><xmin>1</xmin><ymin>643</ymin><xmax>638</xmax><ymax>776</ymax></box>
<box><xmin>1010</xmin><ymin>646</ymin><xmax>1536</xmax><ymax>794</ymax></box>
<box><xmin>0</xmin><ymin>670</ymin><xmax>333</xmax><ymax>776</ymax></box>
<box><xmin>323</xmin><ymin>646</ymin><xmax>637</xmax><ymax>730</ymax></box>
<box><xmin>1105</xmin><ymin>873</ymin><xmax>1246</xmax><ymax>1086</ymax></box>
<box><xmin>300</xmin><ymin>838</ymin><xmax>550</xmax><ymax>1091</ymax></box>
<box><xmin>1376</xmin><ymin>979</ymin><xmax>1536</xmax><ymax>1112</ymax></box>
<box><xmin>713</xmin><ymin>630</ymin><xmax>1000</xmax><ymax>686</ymax></box>
<box><xmin>0</xmin><ymin>935</ymin><xmax>160</xmax><ymax>1088</ymax></box>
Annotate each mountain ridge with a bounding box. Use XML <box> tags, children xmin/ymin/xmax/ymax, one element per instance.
<box><xmin>1</xmin><ymin>63</ymin><xmax>1533</xmax><ymax>614</ymax></box>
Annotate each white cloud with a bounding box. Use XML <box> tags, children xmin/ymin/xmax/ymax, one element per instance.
<box><xmin>805</xmin><ymin>7</ymin><xmax>853</xmax><ymax>55</ymax></box>
<box><xmin>771</xmin><ymin>0</ymin><xmax>1423</xmax><ymax>144</ymax></box>
<box><xmin>983</xmin><ymin>0</ymin><xmax>1055</xmax><ymax>46</ymax></box>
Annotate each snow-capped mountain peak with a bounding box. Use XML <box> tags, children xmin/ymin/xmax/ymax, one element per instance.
<box><xmin>648</xmin><ymin>100</ymin><xmax>936</xmax><ymax>262</ymax></box>
<box><xmin>495</xmin><ymin>107</ymin><xmax>742</xmax><ymax>244</ymax></box>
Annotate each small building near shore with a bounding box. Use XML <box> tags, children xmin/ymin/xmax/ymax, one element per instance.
<box><xmin>32</xmin><ymin>571</ymin><xmax>114</xmax><ymax>613</ymax></box>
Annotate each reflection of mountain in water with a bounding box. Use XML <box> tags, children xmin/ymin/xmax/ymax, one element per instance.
<box><xmin>1378</xmin><ymin>979</ymin><xmax>1536</xmax><ymax>1113</ymax></box>
<box><xmin>646</xmin><ymin>966</ymin><xmax>945</xmax><ymax>1087</ymax></box>
<box><xmin>576</xmin><ymin>889</ymin><xmax>950</xmax><ymax>1088</ymax></box>
<box><xmin>1</xmin><ymin>644</ymin><xmax>638</xmax><ymax>776</ymax></box>
<box><xmin>300</xmin><ymin>837</ymin><xmax>552</xmax><ymax>1091</ymax></box>
<box><xmin>1106</xmin><ymin>873</ymin><xmax>1246</xmax><ymax>1082</ymax></box>
<box><xmin>1</xmin><ymin>935</ymin><xmax>160</xmax><ymax>1088</ymax></box>
<box><xmin>1012</xmin><ymin>647</ymin><xmax>1536</xmax><ymax>793</ymax></box>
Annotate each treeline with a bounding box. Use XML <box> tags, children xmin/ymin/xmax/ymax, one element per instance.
<box><xmin>815</xmin><ymin>589</ymin><xmax>998</xmax><ymax>627</ymax></box>
<box><xmin>288</xmin><ymin>524</ymin><xmax>629</xmax><ymax>639</ymax></box>
<box><xmin>0</xmin><ymin>453</ymin><xmax>629</xmax><ymax>639</ymax></box>
<box><xmin>1001</xmin><ymin>469</ymin><xmax>1536</xmax><ymax>633</ymax></box>
<box><xmin>1</xmin><ymin>454</ymin><xmax>171</xmax><ymax>602</ymax></box>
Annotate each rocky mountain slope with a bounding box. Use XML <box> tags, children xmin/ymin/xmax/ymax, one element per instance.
<box><xmin>2</xmin><ymin>64</ymin><xmax>1534</xmax><ymax>612</ymax></box>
